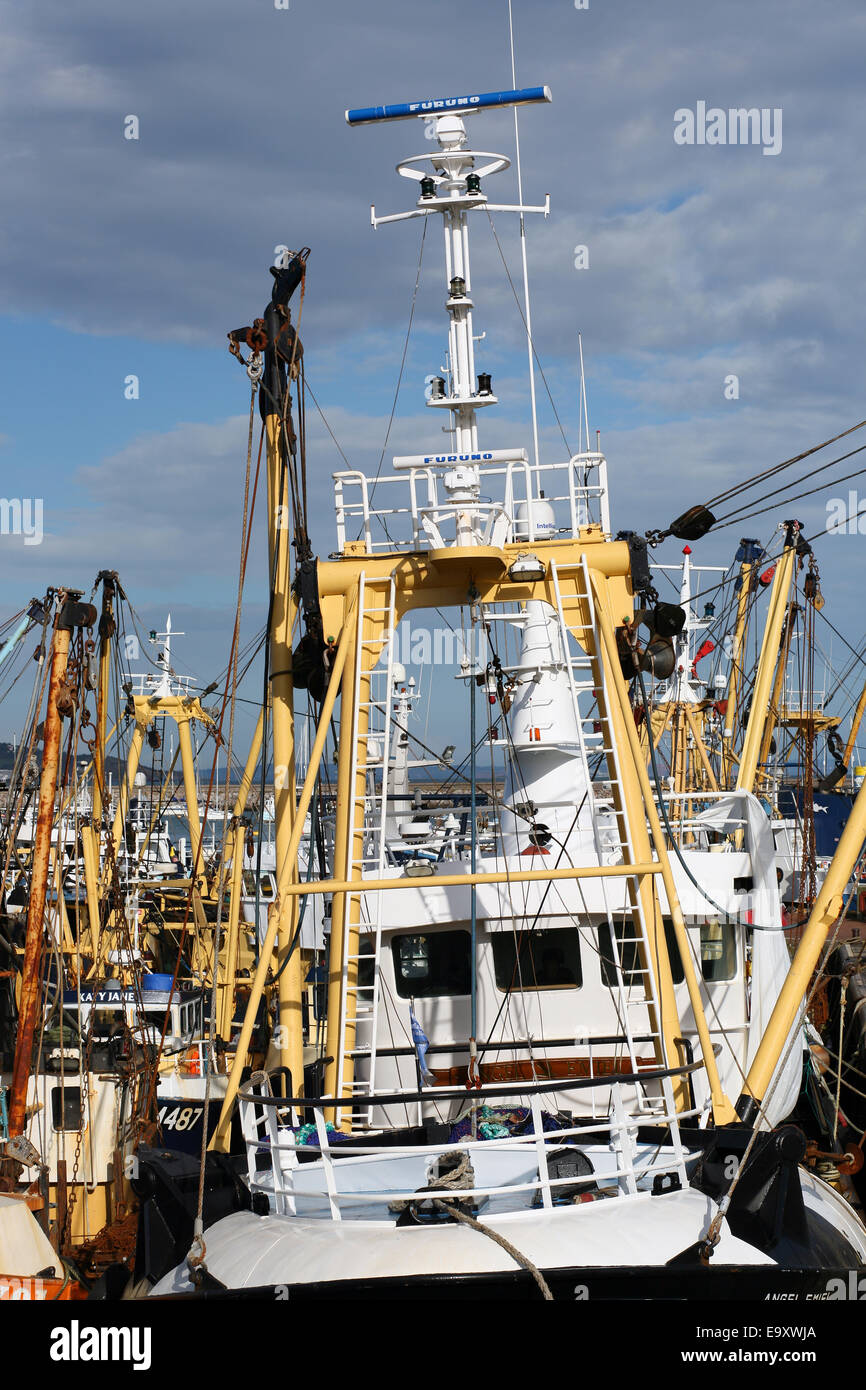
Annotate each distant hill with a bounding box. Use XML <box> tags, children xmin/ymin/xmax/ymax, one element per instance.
<box><xmin>0</xmin><ymin>741</ymin><xmax>149</xmax><ymax>784</ymax></box>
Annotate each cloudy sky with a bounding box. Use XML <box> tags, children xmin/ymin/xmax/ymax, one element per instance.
<box><xmin>1</xmin><ymin>0</ymin><xmax>864</xmax><ymax>760</ymax></box>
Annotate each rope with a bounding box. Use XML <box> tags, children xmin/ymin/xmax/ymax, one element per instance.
<box><xmin>833</xmin><ymin>977</ymin><xmax>847</xmax><ymax>1146</ymax></box>
<box><xmin>807</xmin><ymin>507</ymin><xmax>866</xmax><ymax>544</ymax></box>
<box><xmin>141</xmin><ymin>419</ymin><xmax>262</xmax><ymax>1130</ymax></box>
<box><xmin>711</xmin><ymin>446</ymin><xmax>866</xmax><ymax>531</ymax></box>
<box><xmin>815</xmin><ymin>605</ymin><xmax>866</xmax><ymax>684</ymax></box>
<box><xmin>825</xmin><ymin>628</ymin><xmax>866</xmax><ymax>708</ymax></box>
<box><xmin>364</xmin><ymin>217</ymin><xmax>428</xmax><ymax>533</ymax></box>
<box><xmin>191</xmin><ymin>380</ymin><xmax>259</xmax><ymax>1256</ymax></box>
<box><xmin>432</xmin><ymin>1203</ymin><xmax>554</xmax><ymax>1300</ymax></box>
<box><xmin>704</xmin><ymin>419</ymin><xmax>866</xmax><ymax>510</ymax></box>
<box><xmin>0</xmin><ymin>603</ymin><xmax>52</xmax><ymax>906</ymax></box>
<box><xmin>389</xmin><ymin>1150</ymin><xmax>554</xmax><ymax>1299</ymax></box>
<box><xmin>485</xmin><ymin>210</ymin><xmax>572</xmax><ymax>457</ymax></box>
<box><xmin>633</xmin><ymin>649</ymin><xmax>796</xmax><ymax>931</ymax></box>
<box><xmin>303</xmin><ymin>375</ymin><xmax>354</xmax><ymax>471</ymax></box>
<box><xmin>701</xmin><ymin>860</ymin><xmax>864</xmax><ymax>1259</ymax></box>
<box><xmin>818</xmin><ymin>1035</ymin><xmax>866</xmax><ymax>1108</ymax></box>
<box><xmin>389</xmin><ymin>1147</ymin><xmax>476</xmax><ymax>1209</ymax></box>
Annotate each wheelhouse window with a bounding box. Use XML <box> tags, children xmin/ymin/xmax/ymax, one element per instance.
<box><xmin>598</xmin><ymin>920</ymin><xmax>684</xmax><ymax>987</ymax></box>
<box><xmin>242</xmin><ymin>871</ymin><xmax>275</xmax><ymax>899</ymax></box>
<box><xmin>51</xmin><ymin>1084</ymin><xmax>83</xmax><ymax>1131</ymax></box>
<box><xmin>699</xmin><ymin>920</ymin><xmax>737</xmax><ymax>982</ymax></box>
<box><xmin>392</xmin><ymin>931</ymin><xmax>471</xmax><ymax>998</ymax></box>
<box><xmin>491</xmin><ymin>928</ymin><xmax>582</xmax><ymax>992</ymax></box>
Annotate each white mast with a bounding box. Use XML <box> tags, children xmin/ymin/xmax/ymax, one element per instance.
<box><xmin>354</xmin><ymin>85</ymin><xmax>551</xmax><ymax>548</ymax></box>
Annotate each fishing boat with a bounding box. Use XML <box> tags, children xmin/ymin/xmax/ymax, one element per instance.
<box><xmin>138</xmin><ymin>84</ymin><xmax>866</xmax><ymax>1300</ymax></box>
<box><xmin>0</xmin><ymin>578</ymin><xmax>272</xmax><ymax>1288</ymax></box>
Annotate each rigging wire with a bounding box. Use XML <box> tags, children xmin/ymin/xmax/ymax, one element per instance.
<box><xmin>825</xmin><ymin>629</ymin><xmax>866</xmax><ymax>707</ymax></box>
<box><xmin>633</xmin><ymin>652</ymin><xmax>811</xmax><ymax>932</ymax></box>
<box><xmin>485</xmin><ymin>210</ymin><xmax>572</xmax><ymax>457</ymax></box>
<box><xmin>363</xmin><ymin>217</ymin><xmax>428</xmax><ymax>533</ymax></box>
<box><xmin>710</xmin><ymin>446</ymin><xmax>866</xmax><ymax>531</ymax></box>
<box><xmin>814</xmin><ymin>605</ymin><xmax>866</xmax><ymax>679</ymax></box>
<box><xmin>702</xmin><ymin>857</ymin><xmax>866</xmax><ymax>1253</ymax></box>
<box><xmin>303</xmin><ymin>375</ymin><xmax>354</xmax><ymax>472</ymax></box>
<box><xmin>194</xmin><ymin>380</ymin><xmax>260</xmax><ymax>1244</ymax></box>
<box><xmin>704</xmin><ymin>418</ymin><xmax>866</xmax><ymax>511</ymax></box>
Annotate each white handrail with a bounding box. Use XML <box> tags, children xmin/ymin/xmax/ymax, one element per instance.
<box><xmin>239</xmin><ymin>1075</ymin><xmax>699</xmax><ymax>1223</ymax></box>
<box><xmin>331</xmin><ymin>453</ymin><xmax>611</xmax><ymax>553</ymax></box>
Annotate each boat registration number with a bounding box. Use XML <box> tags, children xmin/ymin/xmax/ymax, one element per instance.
<box><xmin>157</xmin><ymin>1105</ymin><xmax>203</xmax><ymax>1132</ymax></box>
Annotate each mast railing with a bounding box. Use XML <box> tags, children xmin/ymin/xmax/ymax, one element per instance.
<box><xmin>333</xmin><ymin>453</ymin><xmax>610</xmax><ymax>554</ymax></box>
<box><xmin>127</xmin><ymin>672</ymin><xmax>196</xmax><ymax>697</ymax></box>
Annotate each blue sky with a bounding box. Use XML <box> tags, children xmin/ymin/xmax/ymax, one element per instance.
<box><xmin>1</xmin><ymin>0</ymin><xmax>864</xmax><ymax>762</ymax></box>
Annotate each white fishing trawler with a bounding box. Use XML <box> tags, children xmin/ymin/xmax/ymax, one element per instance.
<box><xmin>144</xmin><ymin>84</ymin><xmax>866</xmax><ymax>1300</ymax></box>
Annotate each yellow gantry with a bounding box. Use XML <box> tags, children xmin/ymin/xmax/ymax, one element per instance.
<box><xmin>211</xmin><ymin>525</ymin><xmax>739</xmax><ymax>1143</ymax></box>
<box><xmin>736</xmin><ymin>536</ymin><xmax>798</xmax><ymax>797</ymax></box>
<box><xmin>721</xmin><ymin>554</ymin><xmax>755</xmax><ymax>785</ymax></box>
<box><xmin>740</xmin><ymin>768</ymin><xmax>866</xmax><ymax>1113</ymax></box>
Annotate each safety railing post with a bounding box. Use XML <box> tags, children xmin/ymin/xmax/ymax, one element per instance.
<box><xmin>314</xmin><ymin>1106</ymin><xmax>343</xmax><ymax>1222</ymax></box>
<box><xmin>529</xmin><ymin>1091</ymin><xmax>553</xmax><ymax>1209</ymax></box>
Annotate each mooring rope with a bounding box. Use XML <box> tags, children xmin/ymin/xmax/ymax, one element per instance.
<box><xmin>390</xmin><ymin>1150</ymin><xmax>554</xmax><ymax>1300</ymax></box>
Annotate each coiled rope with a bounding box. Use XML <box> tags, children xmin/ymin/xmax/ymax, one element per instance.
<box><xmin>389</xmin><ymin>1150</ymin><xmax>554</xmax><ymax>1300</ymax></box>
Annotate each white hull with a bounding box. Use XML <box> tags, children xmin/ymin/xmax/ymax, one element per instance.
<box><xmin>152</xmin><ymin>1167</ymin><xmax>866</xmax><ymax>1295</ymax></box>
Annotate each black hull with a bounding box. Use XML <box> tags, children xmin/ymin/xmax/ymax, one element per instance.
<box><xmin>150</xmin><ymin>1263</ymin><xmax>864</xmax><ymax>1302</ymax></box>
<box><xmin>155</xmin><ymin>1096</ymin><xmax>228</xmax><ymax>1156</ymax></box>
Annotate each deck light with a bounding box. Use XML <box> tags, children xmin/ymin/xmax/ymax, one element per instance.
<box><xmin>508</xmin><ymin>552</ymin><xmax>546</xmax><ymax>582</ymax></box>
<box><xmin>404</xmin><ymin>860</ymin><xmax>435</xmax><ymax>877</ymax></box>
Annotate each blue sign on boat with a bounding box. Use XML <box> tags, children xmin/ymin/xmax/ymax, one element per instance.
<box><xmin>346</xmin><ymin>86</ymin><xmax>551</xmax><ymax>126</ymax></box>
